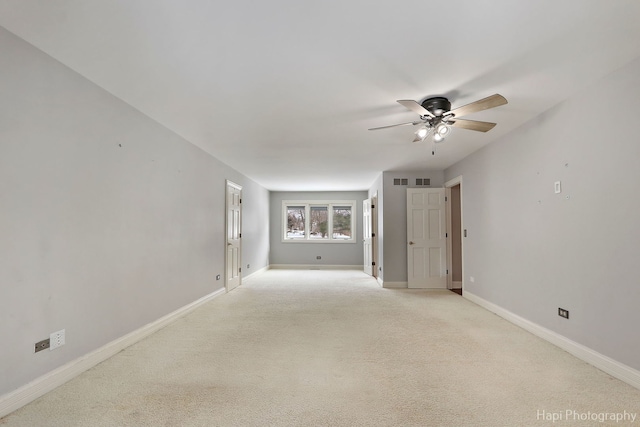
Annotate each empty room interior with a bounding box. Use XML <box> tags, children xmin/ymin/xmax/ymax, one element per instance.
<box><xmin>2</xmin><ymin>1</ymin><xmax>640</xmax><ymax>425</ymax></box>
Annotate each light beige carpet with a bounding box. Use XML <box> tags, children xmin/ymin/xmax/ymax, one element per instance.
<box><xmin>2</xmin><ymin>269</ymin><xmax>639</xmax><ymax>426</ymax></box>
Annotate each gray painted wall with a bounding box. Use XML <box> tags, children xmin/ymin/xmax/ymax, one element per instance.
<box><xmin>445</xmin><ymin>57</ymin><xmax>640</xmax><ymax>371</ymax></box>
<box><xmin>269</xmin><ymin>191</ymin><xmax>367</xmax><ymax>266</ymax></box>
<box><xmin>380</xmin><ymin>170</ymin><xmax>445</xmax><ymax>284</ymax></box>
<box><xmin>0</xmin><ymin>28</ymin><xmax>270</xmax><ymax>396</ymax></box>
<box><xmin>239</xmin><ymin>180</ymin><xmax>271</xmax><ymax>277</ymax></box>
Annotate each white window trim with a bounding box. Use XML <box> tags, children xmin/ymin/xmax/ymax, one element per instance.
<box><xmin>282</xmin><ymin>200</ymin><xmax>356</xmax><ymax>243</ymax></box>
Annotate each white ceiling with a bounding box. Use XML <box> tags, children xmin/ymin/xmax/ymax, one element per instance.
<box><xmin>2</xmin><ymin>1</ymin><xmax>640</xmax><ymax>191</ymax></box>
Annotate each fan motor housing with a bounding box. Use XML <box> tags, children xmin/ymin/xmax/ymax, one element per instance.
<box><xmin>421</xmin><ymin>97</ymin><xmax>451</xmax><ymax>116</ymax></box>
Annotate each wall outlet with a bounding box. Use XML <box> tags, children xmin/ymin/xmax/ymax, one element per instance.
<box><xmin>247</xmin><ymin>264</ymin><xmax>250</xmax><ymax>269</ymax></box>
<box><xmin>50</xmin><ymin>329</ymin><xmax>65</xmax><ymax>350</ymax></box>
<box><xmin>35</xmin><ymin>338</ymin><xmax>50</xmax><ymax>353</ymax></box>
<box><xmin>558</xmin><ymin>308</ymin><xmax>569</xmax><ymax>319</ymax></box>
<box><xmin>469</xmin><ymin>276</ymin><xmax>475</xmax><ymax>283</ymax></box>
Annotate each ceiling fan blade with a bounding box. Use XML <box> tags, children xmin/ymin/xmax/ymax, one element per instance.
<box><xmin>368</xmin><ymin>121</ymin><xmax>422</xmax><ymax>131</ymax></box>
<box><xmin>449</xmin><ymin>118</ymin><xmax>496</xmax><ymax>132</ymax></box>
<box><xmin>397</xmin><ymin>100</ymin><xmax>434</xmax><ymax>117</ymax></box>
<box><xmin>449</xmin><ymin>94</ymin><xmax>507</xmax><ymax>118</ymax></box>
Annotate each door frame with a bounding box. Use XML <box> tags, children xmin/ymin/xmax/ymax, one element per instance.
<box><xmin>445</xmin><ymin>175</ymin><xmax>464</xmax><ymax>291</ymax></box>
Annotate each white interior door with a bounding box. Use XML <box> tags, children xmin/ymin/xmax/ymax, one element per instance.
<box><xmin>371</xmin><ymin>193</ymin><xmax>378</xmax><ymax>279</ymax></box>
<box><xmin>226</xmin><ymin>181</ymin><xmax>242</xmax><ymax>292</ymax></box>
<box><xmin>407</xmin><ymin>188</ymin><xmax>447</xmax><ymax>289</ymax></box>
<box><xmin>363</xmin><ymin>198</ymin><xmax>373</xmax><ymax>276</ymax></box>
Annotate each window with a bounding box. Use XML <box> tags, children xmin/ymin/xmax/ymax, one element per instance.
<box><xmin>286</xmin><ymin>206</ymin><xmax>306</xmax><ymax>239</ymax></box>
<box><xmin>283</xmin><ymin>200</ymin><xmax>355</xmax><ymax>243</ymax></box>
<box><xmin>332</xmin><ymin>206</ymin><xmax>352</xmax><ymax>239</ymax></box>
<box><xmin>309</xmin><ymin>206</ymin><xmax>328</xmax><ymax>239</ymax></box>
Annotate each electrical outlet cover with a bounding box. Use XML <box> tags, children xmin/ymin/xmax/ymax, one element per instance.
<box><xmin>50</xmin><ymin>329</ymin><xmax>65</xmax><ymax>350</ymax></box>
<box><xmin>35</xmin><ymin>338</ymin><xmax>50</xmax><ymax>353</ymax></box>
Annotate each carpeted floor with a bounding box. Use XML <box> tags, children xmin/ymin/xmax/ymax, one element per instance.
<box><xmin>2</xmin><ymin>269</ymin><xmax>639</xmax><ymax>426</ymax></box>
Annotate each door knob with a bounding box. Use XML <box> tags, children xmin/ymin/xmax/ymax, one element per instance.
<box><xmin>409</xmin><ymin>241</ymin><xmax>415</xmax><ymax>245</ymax></box>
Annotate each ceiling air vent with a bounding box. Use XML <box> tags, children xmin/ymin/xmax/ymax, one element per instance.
<box><xmin>394</xmin><ymin>178</ymin><xmax>408</xmax><ymax>185</ymax></box>
<box><xmin>416</xmin><ymin>178</ymin><xmax>431</xmax><ymax>186</ymax></box>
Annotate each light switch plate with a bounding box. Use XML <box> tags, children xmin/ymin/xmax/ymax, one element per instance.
<box><xmin>554</xmin><ymin>181</ymin><xmax>562</xmax><ymax>194</ymax></box>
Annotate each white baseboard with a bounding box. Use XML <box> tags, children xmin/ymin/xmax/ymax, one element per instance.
<box><xmin>242</xmin><ymin>265</ymin><xmax>270</xmax><ymax>282</ymax></box>
<box><xmin>376</xmin><ymin>277</ymin><xmax>384</xmax><ymax>287</ymax></box>
<box><xmin>381</xmin><ymin>281</ymin><xmax>408</xmax><ymax>289</ymax></box>
<box><xmin>0</xmin><ymin>287</ymin><xmax>227</xmax><ymax>419</ymax></box>
<box><xmin>269</xmin><ymin>264</ymin><xmax>362</xmax><ymax>270</ymax></box>
<box><xmin>464</xmin><ymin>291</ymin><xmax>640</xmax><ymax>391</ymax></box>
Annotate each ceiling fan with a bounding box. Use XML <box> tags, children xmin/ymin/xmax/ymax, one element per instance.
<box><xmin>369</xmin><ymin>94</ymin><xmax>507</xmax><ymax>151</ymax></box>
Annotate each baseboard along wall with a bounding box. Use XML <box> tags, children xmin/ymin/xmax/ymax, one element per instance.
<box><xmin>242</xmin><ymin>265</ymin><xmax>270</xmax><ymax>282</ymax></box>
<box><xmin>381</xmin><ymin>281</ymin><xmax>408</xmax><ymax>289</ymax></box>
<box><xmin>0</xmin><ymin>287</ymin><xmax>227</xmax><ymax>419</ymax></box>
<box><xmin>269</xmin><ymin>264</ymin><xmax>362</xmax><ymax>270</ymax></box>
<box><xmin>463</xmin><ymin>291</ymin><xmax>640</xmax><ymax>391</ymax></box>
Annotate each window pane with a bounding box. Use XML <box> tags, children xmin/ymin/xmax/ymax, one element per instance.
<box><xmin>286</xmin><ymin>206</ymin><xmax>305</xmax><ymax>239</ymax></box>
<box><xmin>309</xmin><ymin>206</ymin><xmax>328</xmax><ymax>239</ymax></box>
<box><xmin>332</xmin><ymin>206</ymin><xmax>352</xmax><ymax>239</ymax></box>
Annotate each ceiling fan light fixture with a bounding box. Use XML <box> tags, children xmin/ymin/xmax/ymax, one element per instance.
<box><xmin>369</xmin><ymin>94</ymin><xmax>507</xmax><ymax>146</ymax></box>
<box><xmin>416</xmin><ymin>127</ymin><xmax>429</xmax><ymax>139</ymax></box>
<box><xmin>435</xmin><ymin>123</ymin><xmax>450</xmax><ymax>137</ymax></box>
<box><xmin>413</xmin><ymin>126</ymin><xmax>430</xmax><ymax>142</ymax></box>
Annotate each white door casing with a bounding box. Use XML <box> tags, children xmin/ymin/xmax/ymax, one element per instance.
<box><xmin>226</xmin><ymin>180</ymin><xmax>242</xmax><ymax>292</ymax></box>
<box><xmin>363</xmin><ymin>198</ymin><xmax>373</xmax><ymax>276</ymax></box>
<box><xmin>407</xmin><ymin>188</ymin><xmax>447</xmax><ymax>289</ymax></box>
<box><xmin>445</xmin><ymin>175</ymin><xmax>464</xmax><ymax>291</ymax></box>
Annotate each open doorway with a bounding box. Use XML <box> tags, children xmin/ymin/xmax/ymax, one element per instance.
<box><xmin>225</xmin><ymin>180</ymin><xmax>242</xmax><ymax>292</ymax></box>
<box><xmin>446</xmin><ymin>177</ymin><xmax>463</xmax><ymax>295</ymax></box>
